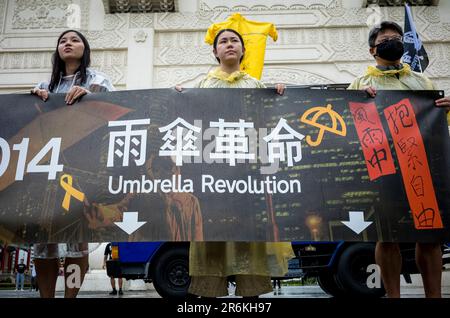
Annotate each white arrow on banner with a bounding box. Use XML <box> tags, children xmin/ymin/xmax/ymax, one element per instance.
<box><xmin>114</xmin><ymin>212</ymin><xmax>146</xmax><ymax>235</ymax></box>
<box><xmin>341</xmin><ymin>211</ymin><xmax>373</xmax><ymax>235</ymax></box>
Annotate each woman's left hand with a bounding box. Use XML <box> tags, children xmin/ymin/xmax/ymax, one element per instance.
<box><xmin>435</xmin><ymin>96</ymin><xmax>450</xmax><ymax>113</ymax></box>
<box><xmin>275</xmin><ymin>83</ymin><xmax>286</xmax><ymax>95</ymax></box>
<box><xmin>65</xmin><ymin>85</ymin><xmax>90</xmax><ymax>105</ymax></box>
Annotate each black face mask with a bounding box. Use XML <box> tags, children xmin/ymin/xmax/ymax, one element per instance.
<box><xmin>374</xmin><ymin>39</ymin><xmax>404</xmax><ymax>61</ymax></box>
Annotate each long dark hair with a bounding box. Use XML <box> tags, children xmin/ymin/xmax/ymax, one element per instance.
<box><xmin>213</xmin><ymin>28</ymin><xmax>245</xmax><ymax>64</ymax></box>
<box><xmin>48</xmin><ymin>30</ymin><xmax>91</xmax><ymax>92</ymax></box>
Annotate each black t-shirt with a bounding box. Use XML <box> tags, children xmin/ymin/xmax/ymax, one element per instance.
<box><xmin>16</xmin><ymin>263</ymin><xmax>26</xmax><ymax>274</ymax></box>
<box><xmin>104</xmin><ymin>243</ymin><xmax>112</xmax><ymax>260</ymax></box>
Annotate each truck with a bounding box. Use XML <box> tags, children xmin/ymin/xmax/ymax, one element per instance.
<box><xmin>106</xmin><ymin>241</ymin><xmax>449</xmax><ymax>298</ymax></box>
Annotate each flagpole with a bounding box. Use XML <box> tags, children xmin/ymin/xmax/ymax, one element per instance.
<box><xmin>405</xmin><ymin>3</ymin><xmax>424</xmax><ymax>74</ymax></box>
<box><xmin>418</xmin><ymin>56</ymin><xmax>423</xmax><ymax>74</ymax></box>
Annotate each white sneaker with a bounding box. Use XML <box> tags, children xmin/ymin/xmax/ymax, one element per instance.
<box><xmin>14</xmin><ymin>289</ymin><xmax>18</xmax><ymax>291</ymax></box>
<box><xmin>21</xmin><ymin>289</ymin><xmax>24</xmax><ymax>291</ymax></box>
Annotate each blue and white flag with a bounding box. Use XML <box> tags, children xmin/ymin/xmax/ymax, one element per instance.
<box><xmin>402</xmin><ymin>3</ymin><xmax>429</xmax><ymax>73</ymax></box>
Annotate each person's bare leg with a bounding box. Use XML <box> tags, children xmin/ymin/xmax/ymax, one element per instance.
<box><xmin>375</xmin><ymin>242</ymin><xmax>401</xmax><ymax>298</ymax></box>
<box><xmin>110</xmin><ymin>277</ymin><xmax>116</xmax><ymax>289</ymax></box>
<box><xmin>416</xmin><ymin>242</ymin><xmax>442</xmax><ymax>298</ymax></box>
<box><xmin>34</xmin><ymin>259</ymin><xmax>59</xmax><ymax>298</ymax></box>
<box><xmin>63</xmin><ymin>255</ymin><xmax>89</xmax><ymax>298</ymax></box>
<box><xmin>118</xmin><ymin>278</ymin><xmax>123</xmax><ymax>289</ymax></box>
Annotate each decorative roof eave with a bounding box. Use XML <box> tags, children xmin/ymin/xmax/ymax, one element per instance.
<box><xmin>102</xmin><ymin>0</ymin><xmax>175</xmax><ymax>14</ymax></box>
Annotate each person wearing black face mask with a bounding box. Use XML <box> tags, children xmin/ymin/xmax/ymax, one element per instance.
<box><xmin>349</xmin><ymin>21</ymin><xmax>450</xmax><ymax>112</ymax></box>
<box><xmin>373</xmin><ymin>37</ymin><xmax>405</xmax><ymax>63</ymax></box>
<box><xmin>348</xmin><ymin>21</ymin><xmax>449</xmax><ymax>299</ymax></box>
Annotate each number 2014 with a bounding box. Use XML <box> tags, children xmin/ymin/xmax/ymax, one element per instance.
<box><xmin>0</xmin><ymin>137</ymin><xmax>63</xmax><ymax>180</ymax></box>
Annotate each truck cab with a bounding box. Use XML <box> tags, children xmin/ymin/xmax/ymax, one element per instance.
<box><xmin>107</xmin><ymin>242</ymin><xmax>189</xmax><ymax>298</ymax></box>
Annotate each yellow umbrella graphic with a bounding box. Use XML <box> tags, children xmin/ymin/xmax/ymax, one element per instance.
<box><xmin>300</xmin><ymin>104</ymin><xmax>347</xmax><ymax>147</ymax></box>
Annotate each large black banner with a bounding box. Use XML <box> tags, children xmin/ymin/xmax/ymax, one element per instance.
<box><xmin>0</xmin><ymin>88</ymin><xmax>449</xmax><ymax>243</ymax></box>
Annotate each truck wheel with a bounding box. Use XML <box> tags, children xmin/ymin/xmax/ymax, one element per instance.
<box><xmin>317</xmin><ymin>270</ymin><xmax>346</xmax><ymax>297</ymax></box>
<box><xmin>152</xmin><ymin>246</ymin><xmax>191</xmax><ymax>299</ymax></box>
<box><xmin>335</xmin><ymin>243</ymin><xmax>386</xmax><ymax>298</ymax></box>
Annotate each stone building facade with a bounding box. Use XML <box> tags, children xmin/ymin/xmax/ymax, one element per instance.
<box><xmin>0</xmin><ymin>0</ymin><xmax>449</xmax><ymax>94</ymax></box>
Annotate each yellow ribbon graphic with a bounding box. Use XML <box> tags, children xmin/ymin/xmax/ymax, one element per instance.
<box><xmin>60</xmin><ymin>174</ymin><xmax>85</xmax><ymax>212</ymax></box>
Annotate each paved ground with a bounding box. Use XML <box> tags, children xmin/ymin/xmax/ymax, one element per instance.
<box><xmin>1</xmin><ymin>284</ymin><xmax>449</xmax><ymax>298</ymax></box>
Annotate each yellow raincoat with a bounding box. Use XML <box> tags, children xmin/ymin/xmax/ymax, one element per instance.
<box><xmin>189</xmin><ymin>70</ymin><xmax>295</xmax><ymax>297</ymax></box>
<box><xmin>348</xmin><ymin>63</ymin><xmax>450</xmax><ymax>125</ymax></box>
<box><xmin>348</xmin><ymin>63</ymin><xmax>435</xmax><ymax>91</ymax></box>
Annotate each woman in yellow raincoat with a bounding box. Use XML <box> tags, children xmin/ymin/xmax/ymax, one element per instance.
<box><xmin>177</xmin><ymin>28</ymin><xmax>295</xmax><ymax>298</ymax></box>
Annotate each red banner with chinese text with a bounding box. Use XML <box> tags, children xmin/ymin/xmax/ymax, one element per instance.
<box><xmin>384</xmin><ymin>99</ymin><xmax>443</xmax><ymax>230</ymax></box>
<box><xmin>349</xmin><ymin>102</ymin><xmax>396</xmax><ymax>181</ymax></box>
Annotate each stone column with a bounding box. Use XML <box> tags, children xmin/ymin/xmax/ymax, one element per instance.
<box><xmin>88</xmin><ymin>0</ymin><xmax>105</xmax><ymax>31</ymax></box>
<box><xmin>176</xmin><ymin>0</ymin><xmax>198</xmax><ymax>13</ymax></box>
<box><xmin>127</xmin><ymin>28</ymin><xmax>154</xmax><ymax>89</ymax></box>
<box><xmin>438</xmin><ymin>0</ymin><xmax>450</xmax><ymax>23</ymax></box>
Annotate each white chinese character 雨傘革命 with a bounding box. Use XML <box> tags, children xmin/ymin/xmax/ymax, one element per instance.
<box><xmin>209</xmin><ymin>119</ymin><xmax>255</xmax><ymax>166</ymax></box>
<box><xmin>107</xmin><ymin>119</ymin><xmax>150</xmax><ymax>167</ymax></box>
<box><xmin>263</xmin><ymin>118</ymin><xmax>305</xmax><ymax>166</ymax></box>
<box><xmin>159</xmin><ymin>117</ymin><xmax>201</xmax><ymax>166</ymax></box>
